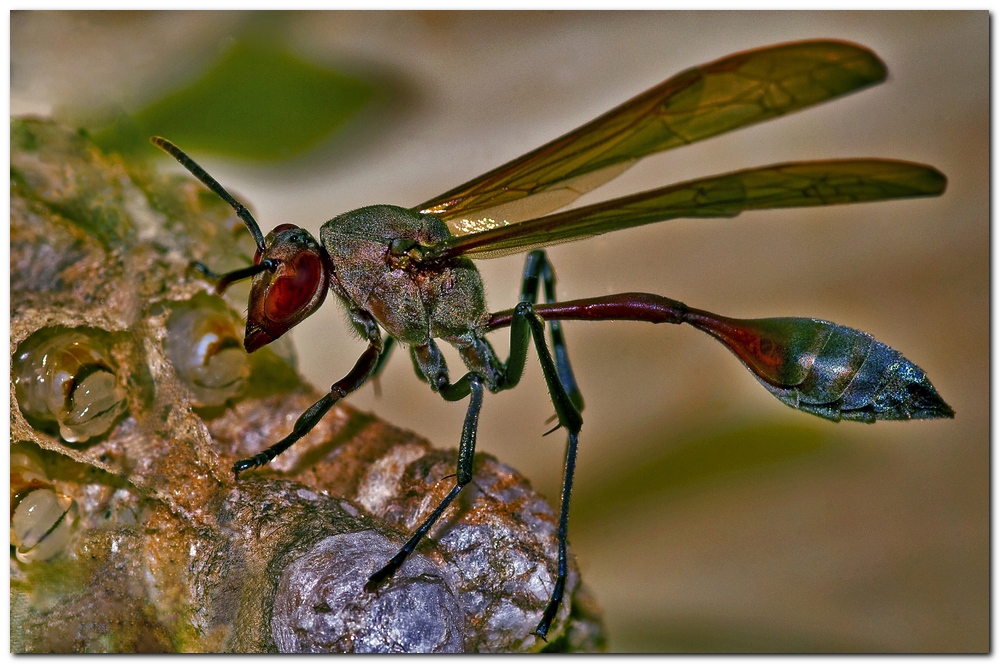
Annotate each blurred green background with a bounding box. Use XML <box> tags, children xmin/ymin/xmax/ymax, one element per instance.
<box><xmin>11</xmin><ymin>11</ymin><xmax>987</xmax><ymax>652</ymax></box>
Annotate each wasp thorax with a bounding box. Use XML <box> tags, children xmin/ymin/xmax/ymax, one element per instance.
<box><xmin>245</xmin><ymin>225</ymin><xmax>329</xmax><ymax>353</ymax></box>
<box><xmin>166</xmin><ymin>296</ymin><xmax>251</xmax><ymax>407</ymax></box>
<box><xmin>319</xmin><ymin>205</ymin><xmax>490</xmax><ymax>347</ymax></box>
<box><xmin>14</xmin><ymin>329</ymin><xmax>128</xmax><ymax>443</ymax></box>
<box><xmin>11</xmin><ymin>447</ymin><xmax>78</xmax><ymax>563</ymax></box>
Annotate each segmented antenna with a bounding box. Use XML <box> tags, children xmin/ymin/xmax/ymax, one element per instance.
<box><xmin>150</xmin><ymin>137</ymin><xmax>267</xmax><ymax>252</ymax></box>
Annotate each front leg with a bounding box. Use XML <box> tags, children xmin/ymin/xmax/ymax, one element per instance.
<box><xmin>232</xmin><ymin>309</ymin><xmax>383</xmax><ymax>476</ymax></box>
<box><xmin>191</xmin><ymin>260</ymin><xmax>276</xmax><ymax>295</ymax></box>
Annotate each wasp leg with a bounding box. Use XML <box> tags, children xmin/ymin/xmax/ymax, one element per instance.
<box><xmin>536</xmin><ymin>429</ymin><xmax>579</xmax><ymax>640</ymax></box>
<box><xmin>520</xmin><ymin>250</ymin><xmax>584</xmax><ymax>412</ymax></box>
<box><xmin>368</xmin><ymin>302</ymin><xmax>581</xmax><ymax>638</ymax></box>
<box><xmin>509</xmin><ymin>302</ymin><xmax>583</xmax><ymax>640</ymax></box>
<box><xmin>369</xmin><ymin>335</ymin><xmax>397</xmax><ymax>397</ymax></box>
<box><xmin>487</xmin><ymin>300</ymin><xmax>584</xmax><ymax>639</ymax></box>
<box><xmin>232</xmin><ymin>311</ymin><xmax>383</xmax><ymax>476</ymax></box>
<box><xmin>365</xmin><ymin>373</ymin><xmax>483</xmax><ymax>591</ymax></box>
<box><xmin>191</xmin><ymin>261</ymin><xmax>274</xmax><ymax>295</ymax></box>
<box><xmin>370</xmin><ymin>335</ymin><xmax>396</xmax><ymax>380</ymax></box>
<box><xmin>190</xmin><ymin>262</ymin><xmax>223</xmax><ymax>281</ymax></box>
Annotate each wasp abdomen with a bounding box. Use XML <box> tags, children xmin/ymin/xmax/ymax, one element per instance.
<box><xmin>686</xmin><ymin>313</ymin><xmax>954</xmax><ymax>423</ymax></box>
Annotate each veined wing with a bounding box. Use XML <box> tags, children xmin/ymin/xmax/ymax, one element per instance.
<box><xmin>415</xmin><ymin>40</ymin><xmax>887</xmax><ymax>234</ymax></box>
<box><xmin>418</xmin><ymin>160</ymin><xmax>946</xmax><ymax>262</ymax></box>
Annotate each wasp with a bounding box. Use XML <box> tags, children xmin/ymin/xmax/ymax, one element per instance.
<box><xmin>153</xmin><ymin>40</ymin><xmax>953</xmax><ymax>639</ymax></box>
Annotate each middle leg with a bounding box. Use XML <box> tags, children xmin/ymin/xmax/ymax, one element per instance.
<box><xmin>366</xmin><ymin>305</ymin><xmax>583</xmax><ymax>639</ymax></box>
<box><xmin>365</xmin><ymin>372</ymin><xmax>485</xmax><ymax>590</ymax></box>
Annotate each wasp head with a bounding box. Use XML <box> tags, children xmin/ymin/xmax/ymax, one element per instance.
<box><xmin>148</xmin><ymin>137</ymin><xmax>331</xmax><ymax>354</ymax></box>
<box><xmin>245</xmin><ymin>224</ymin><xmax>330</xmax><ymax>353</ymax></box>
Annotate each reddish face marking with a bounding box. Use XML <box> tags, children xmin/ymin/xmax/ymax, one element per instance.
<box><xmin>245</xmin><ymin>226</ymin><xmax>329</xmax><ymax>353</ymax></box>
<box><xmin>262</xmin><ymin>252</ymin><xmax>324</xmax><ymax>324</ymax></box>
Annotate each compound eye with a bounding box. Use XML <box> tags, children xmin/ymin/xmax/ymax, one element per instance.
<box><xmin>263</xmin><ymin>251</ymin><xmax>324</xmax><ymax>324</ymax></box>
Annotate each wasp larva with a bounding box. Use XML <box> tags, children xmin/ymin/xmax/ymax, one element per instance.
<box><xmin>165</xmin><ymin>298</ymin><xmax>251</xmax><ymax>407</ymax></box>
<box><xmin>13</xmin><ymin>329</ymin><xmax>128</xmax><ymax>443</ymax></box>
<box><xmin>10</xmin><ymin>447</ymin><xmax>78</xmax><ymax>563</ymax></box>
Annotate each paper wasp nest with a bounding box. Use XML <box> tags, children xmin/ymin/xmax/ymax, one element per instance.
<box><xmin>9</xmin><ymin>119</ymin><xmax>605</xmax><ymax>653</ymax></box>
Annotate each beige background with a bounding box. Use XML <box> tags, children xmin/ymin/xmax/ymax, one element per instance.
<box><xmin>12</xmin><ymin>11</ymin><xmax>988</xmax><ymax>651</ymax></box>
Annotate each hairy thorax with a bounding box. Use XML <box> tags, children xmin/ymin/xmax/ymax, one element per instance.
<box><xmin>320</xmin><ymin>205</ymin><xmax>490</xmax><ymax>346</ymax></box>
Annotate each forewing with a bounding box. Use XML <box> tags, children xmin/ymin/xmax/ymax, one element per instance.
<box><xmin>415</xmin><ymin>40</ymin><xmax>887</xmax><ymax>233</ymax></box>
<box><xmin>420</xmin><ymin>160</ymin><xmax>946</xmax><ymax>261</ymax></box>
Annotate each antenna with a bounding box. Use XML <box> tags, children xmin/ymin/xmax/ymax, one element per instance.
<box><xmin>150</xmin><ymin>137</ymin><xmax>266</xmax><ymax>252</ymax></box>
